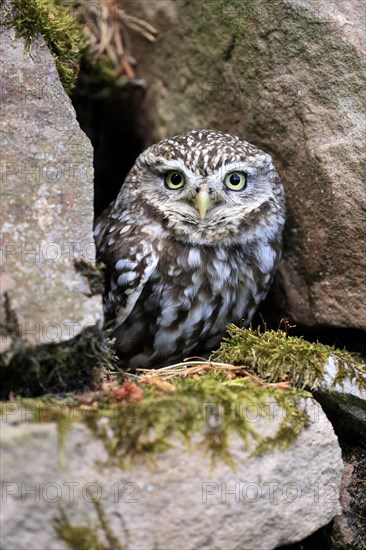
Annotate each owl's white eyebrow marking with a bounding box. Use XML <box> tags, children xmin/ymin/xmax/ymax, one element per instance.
<box><xmin>143</xmin><ymin>156</ymin><xmax>198</xmax><ymax>180</ymax></box>
<box><xmin>214</xmin><ymin>160</ymin><xmax>255</xmax><ymax>179</ymax></box>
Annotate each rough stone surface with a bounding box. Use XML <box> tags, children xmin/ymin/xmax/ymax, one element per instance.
<box><xmin>1</xmin><ymin>398</ymin><xmax>343</xmax><ymax>550</ymax></box>
<box><xmin>0</xmin><ymin>22</ymin><xmax>103</xmax><ymax>350</ymax></box>
<box><xmin>316</xmin><ymin>356</ymin><xmax>366</xmax><ymax>444</ymax></box>
<box><xmin>332</xmin><ymin>447</ymin><xmax>366</xmax><ymax>548</ymax></box>
<box><xmin>129</xmin><ymin>0</ymin><xmax>366</xmax><ymax>330</ymax></box>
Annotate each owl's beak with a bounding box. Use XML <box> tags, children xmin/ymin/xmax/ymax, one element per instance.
<box><xmin>195</xmin><ymin>189</ymin><xmax>211</xmax><ymax>219</ymax></box>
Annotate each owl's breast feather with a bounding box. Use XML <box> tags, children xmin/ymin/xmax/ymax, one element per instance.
<box><xmin>105</xmin><ymin>232</ymin><xmax>280</xmax><ymax>369</ymax></box>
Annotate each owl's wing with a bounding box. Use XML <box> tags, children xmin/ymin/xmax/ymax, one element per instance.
<box><xmin>109</xmin><ymin>248</ymin><xmax>158</xmax><ymax>328</ymax></box>
<box><xmin>94</xmin><ymin>209</ymin><xmax>159</xmax><ymax>328</ymax></box>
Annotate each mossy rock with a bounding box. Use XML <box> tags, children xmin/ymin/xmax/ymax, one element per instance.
<box><xmin>1</xmin><ymin>382</ymin><xmax>343</xmax><ymax>549</ymax></box>
<box><xmin>4</xmin><ymin>0</ymin><xmax>86</xmax><ymax>92</ymax></box>
<box><xmin>4</xmin><ymin>327</ymin><xmax>362</xmax><ymax>548</ymax></box>
<box><xmin>213</xmin><ymin>325</ymin><xmax>366</xmax><ymax>394</ymax></box>
<box><xmin>0</xmin><ymin>326</ymin><xmax>113</xmax><ymax>399</ymax></box>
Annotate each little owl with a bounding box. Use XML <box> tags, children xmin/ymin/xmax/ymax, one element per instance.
<box><xmin>94</xmin><ymin>130</ymin><xmax>285</xmax><ymax>369</ymax></box>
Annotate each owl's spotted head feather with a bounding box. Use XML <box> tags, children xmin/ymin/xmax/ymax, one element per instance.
<box><xmin>113</xmin><ymin>129</ymin><xmax>285</xmax><ymax>245</ymax></box>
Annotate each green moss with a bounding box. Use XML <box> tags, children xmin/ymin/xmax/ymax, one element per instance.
<box><xmin>9</xmin><ymin>0</ymin><xmax>86</xmax><ymax>92</ymax></box>
<box><xmin>56</xmin><ymin>518</ymin><xmax>108</xmax><ymax>550</ymax></box>
<box><xmin>3</xmin><ymin>325</ymin><xmax>364</xmax><ymax>468</ymax></box>
<box><xmin>74</xmin><ymin>260</ymin><xmax>106</xmax><ymax>297</ymax></box>
<box><xmin>56</xmin><ymin>404</ymin><xmax>72</xmax><ymax>466</ymax></box>
<box><xmin>2</xmin><ymin>369</ymin><xmax>310</xmax><ymax>468</ymax></box>
<box><xmin>212</xmin><ymin>325</ymin><xmax>366</xmax><ymax>393</ymax></box>
<box><xmin>84</xmin><ymin>371</ymin><xmax>310</xmax><ymax>468</ymax></box>
<box><xmin>253</xmin><ymin>389</ymin><xmax>310</xmax><ymax>456</ymax></box>
<box><xmin>0</xmin><ymin>326</ymin><xmax>116</xmax><ymax>398</ymax></box>
<box><xmin>55</xmin><ymin>502</ymin><xmax>125</xmax><ymax>550</ymax></box>
<box><xmin>1</xmin><ymin>395</ymin><xmax>73</xmax><ymax>465</ymax></box>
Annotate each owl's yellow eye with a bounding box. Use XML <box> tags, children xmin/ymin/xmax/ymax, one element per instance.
<box><xmin>224</xmin><ymin>171</ymin><xmax>247</xmax><ymax>191</ymax></box>
<box><xmin>165</xmin><ymin>171</ymin><xmax>186</xmax><ymax>189</ymax></box>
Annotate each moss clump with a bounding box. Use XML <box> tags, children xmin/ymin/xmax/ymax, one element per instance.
<box><xmin>0</xmin><ymin>326</ymin><xmax>115</xmax><ymax>398</ymax></box>
<box><xmin>3</xmin><ymin>325</ymin><xmax>363</xmax><ymax>468</ymax></box>
<box><xmin>74</xmin><ymin>260</ymin><xmax>106</xmax><ymax>297</ymax></box>
<box><xmin>84</xmin><ymin>371</ymin><xmax>310</xmax><ymax>468</ymax></box>
<box><xmin>9</xmin><ymin>0</ymin><xmax>86</xmax><ymax>92</ymax></box>
<box><xmin>55</xmin><ymin>501</ymin><xmax>125</xmax><ymax>550</ymax></box>
<box><xmin>212</xmin><ymin>325</ymin><xmax>366</xmax><ymax>393</ymax></box>
<box><xmin>3</xmin><ymin>368</ymin><xmax>310</xmax><ymax>468</ymax></box>
<box><xmin>56</xmin><ymin>518</ymin><xmax>108</xmax><ymax>550</ymax></box>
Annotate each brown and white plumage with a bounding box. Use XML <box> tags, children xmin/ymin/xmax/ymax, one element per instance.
<box><xmin>94</xmin><ymin>130</ymin><xmax>285</xmax><ymax>369</ymax></box>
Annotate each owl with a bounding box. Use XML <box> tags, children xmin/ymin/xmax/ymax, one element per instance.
<box><xmin>94</xmin><ymin>130</ymin><xmax>285</xmax><ymax>370</ymax></box>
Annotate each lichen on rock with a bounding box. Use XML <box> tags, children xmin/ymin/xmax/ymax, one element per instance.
<box><xmin>7</xmin><ymin>0</ymin><xmax>86</xmax><ymax>92</ymax></box>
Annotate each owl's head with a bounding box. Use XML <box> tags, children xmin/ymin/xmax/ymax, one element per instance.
<box><xmin>116</xmin><ymin>130</ymin><xmax>285</xmax><ymax>245</ymax></box>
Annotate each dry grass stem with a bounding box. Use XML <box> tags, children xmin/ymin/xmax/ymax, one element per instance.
<box><xmin>137</xmin><ymin>359</ymin><xmax>292</xmax><ymax>390</ymax></box>
<box><xmin>70</xmin><ymin>0</ymin><xmax>157</xmax><ymax>78</ymax></box>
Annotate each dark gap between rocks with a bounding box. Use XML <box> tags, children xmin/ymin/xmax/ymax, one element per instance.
<box><xmin>72</xmin><ymin>80</ymin><xmax>147</xmax><ymax>218</ymax></box>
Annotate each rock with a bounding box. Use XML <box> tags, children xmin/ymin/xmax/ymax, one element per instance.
<box><xmin>322</xmin><ymin>356</ymin><xmax>366</xmax><ymax>401</ymax></box>
<box><xmin>315</xmin><ymin>356</ymin><xmax>366</xmax><ymax>444</ymax></box>
<box><xmin>0</xmin><ymin>396</ymin><xmax>343</xmax><ymax>550</ymax></box>
<box><xmin>332</xmin><ymin>446</ymin><xmax>366</xmax><ymax>548</ymax></box>
<box><xmin>127</xmin><ymin>0</ymin><xmax>366</xmax><ymax>330</ymax></box>
<box><xmin>0</xmin><ymin>12</ymin><xmax>103</xmax><ymax>352</ymax></box>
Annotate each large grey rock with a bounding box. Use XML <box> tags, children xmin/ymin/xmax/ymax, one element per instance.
<box><xmin>0</xmin><ymin>20</ymin><xmax>103</xmax><ymax>351</ymax></box>
<box><xmin>316</xmin><ymin>356</ymin><xmax>366</xmax><ymax>444</ymax></box>
<box><xmin>128</xmin><ymin>0</ymin><xmax>366</xmax><ymax>330</ymax></box>
<box><xmin>0</xmin><ymin>397</ymin><xmax>343</xmax><ymax>550</ymax></box>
